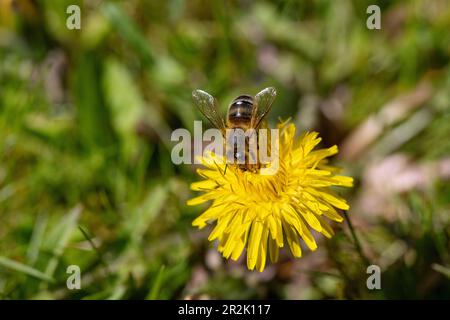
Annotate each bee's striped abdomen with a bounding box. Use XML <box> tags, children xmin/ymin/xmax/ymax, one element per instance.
<box><xmin>227</xmin><ymin>95</ymin><xmax>254</xmax><ymax>129</ymax></box>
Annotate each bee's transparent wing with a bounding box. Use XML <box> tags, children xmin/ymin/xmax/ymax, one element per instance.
<box><xmin>252</xmin><ymin>87</ymin><xmax>277</xmax><ymax>129</ymax></box>
<box><xmin>192</xmin><ymin>89</ymin><xmax>226</xmax><ymax>132</ymax></box>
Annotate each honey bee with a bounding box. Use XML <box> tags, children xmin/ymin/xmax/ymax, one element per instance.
<box><xmin>192</xmin><ymin>87</ymin><xmax>277</xmax><ymax>171</ymax></box>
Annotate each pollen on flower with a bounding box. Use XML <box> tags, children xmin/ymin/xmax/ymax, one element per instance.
<box><xmin>187</xmin><ymin>121</ymin><xmax>353</xmax><ymax>272</ymax></box>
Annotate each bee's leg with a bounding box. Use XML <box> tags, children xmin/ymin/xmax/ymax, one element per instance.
<box><xmin>224</xmin><ymin>164</ymin><xmax>228</xmax><ymax>175</ymax></box>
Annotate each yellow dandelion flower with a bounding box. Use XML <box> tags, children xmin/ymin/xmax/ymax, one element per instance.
<box><xmin>187</xmin><ymin>121</ymin><xmax>353</xmax><ymax>272</ymax></box>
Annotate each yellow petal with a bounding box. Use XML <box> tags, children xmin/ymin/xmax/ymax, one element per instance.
<box><xmin>269</xmin><ymin>207</ymin><xmax>284</xmax><ymax>247</ymax></box>
<box><xmin>316</xmin><ymin>215</ymin><xmax>334</xmax><ymax>238</ymax></box>
<box><xmin>222</xmin><ymin>213</ymin><xmax>244</xmax><ymax>258</ymax></box>
<box><xmin>269</xmin><ymin>238</ymin><xmax>279</xmax><ymax>263</ymax></box>
<box><xmin>208</xmin><ymin>211</ymin><xmax>235</xmax><ymax>241</ymax></box>
<box><xmin>323</xmin><ymin>205</ymin><xmax>344</xmax><ymax>222</ymax></box>
<box><xmin>187</xmin><ymin>192</ymin><xmax>216</xmax><ymax>206</ymax></box>
<box><xmin>192</xmin><ymin>203</ymin><xmax>229</xmax><ymax>228</ymax></box>
<box><xmin>191</xmin><ymin>180</ymin><xmax>220</xmax><ymax>191</ymax></box>
<box><xmin>256</xmin><ymin>224</ymin><xmax>269</xmax><ymax>272</ymax></box>
<box><xmin>298</xmin><ymin>218</ymin><xmax>317</xmax><ymax>251</ymax></box>
<box><xmin>282</xmin><ymin>204</ymin><xmax>304</xmax><ymax>236</ymax></box>
<box><xmin>247</xmin><ymin>221</ymin><xmax>263</xmax><ymax>270</ymax></box>
<box><xmin>332</xmin><ymin>175</ymin><xmax>353</xmax><ymax>187</ymax></box>
<box><xmin>303</xmin><ymin>210</ymin><xmax>323</xmax><ymax>232</ymax></box>
<box><xmin>231</xmin><ymin>226</ymin><xmax>249</xmax><ymax>261</ymax></box>
<box><xmin>305</xmin><ymin>187</ymin><xmax>350</xmax><ymax>211</ymax></box>
<box><xmin>282</xmin><ymin>220</ymin><xmax>302</xmax><ymax>258</ymax></box>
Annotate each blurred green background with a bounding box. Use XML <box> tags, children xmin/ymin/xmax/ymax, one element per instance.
<box><xmin>0</xmin><ymin>0</ymin><xmax>449</xmax><ymax>299</ymax></box>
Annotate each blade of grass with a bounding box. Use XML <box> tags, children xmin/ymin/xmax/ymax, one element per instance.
<box><xmin>43</xmin><ymin>205</ymin><xmax>82</xmax><ymax>280</ymax></box>
<box><xmin>78</xmin><ymin>226</ymin><xmax>111</xmax><ymax>275</ymax></box>
<box><xmin>27</xmin><ymin>212</ymin><xmax>48</xmax><ymax>265</ymax></box>
<box><xmin>101</xmin><ymin>3</ymin><xmax>154</xmax><ymax>67</ymax></box>
<box><xmin>124</xmin><ymin>184</ymin><xmax>168</xmax><ymax>244</ymax></box>
<box><xmin>432</xmin><ymin>264</ymin><xmax>450</xmax><ymax>279</ymax></box>
<box><xmin>147</xmin><ymin>265</ymin><xmax>165</xmax><ymax>300</ymax></box>
<box><xmin>74</xmin><ymin>52</ymin><xmax>116</xmax><ymax>150</ymax></box>
<box><xmin>0</xmin><ymin>256</ymin><xmax>54</xmax><ymax>283</ymax></box>
<box><xmin>107</xmin><ymin>285</ymin><xmax>127</xmax><ymax>300</ymax></box>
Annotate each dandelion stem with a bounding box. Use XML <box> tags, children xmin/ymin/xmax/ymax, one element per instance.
<box><xmin>344</xmin><ymin>212</ymin><xmax>371</xmax><ymax>266</ymax></box>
